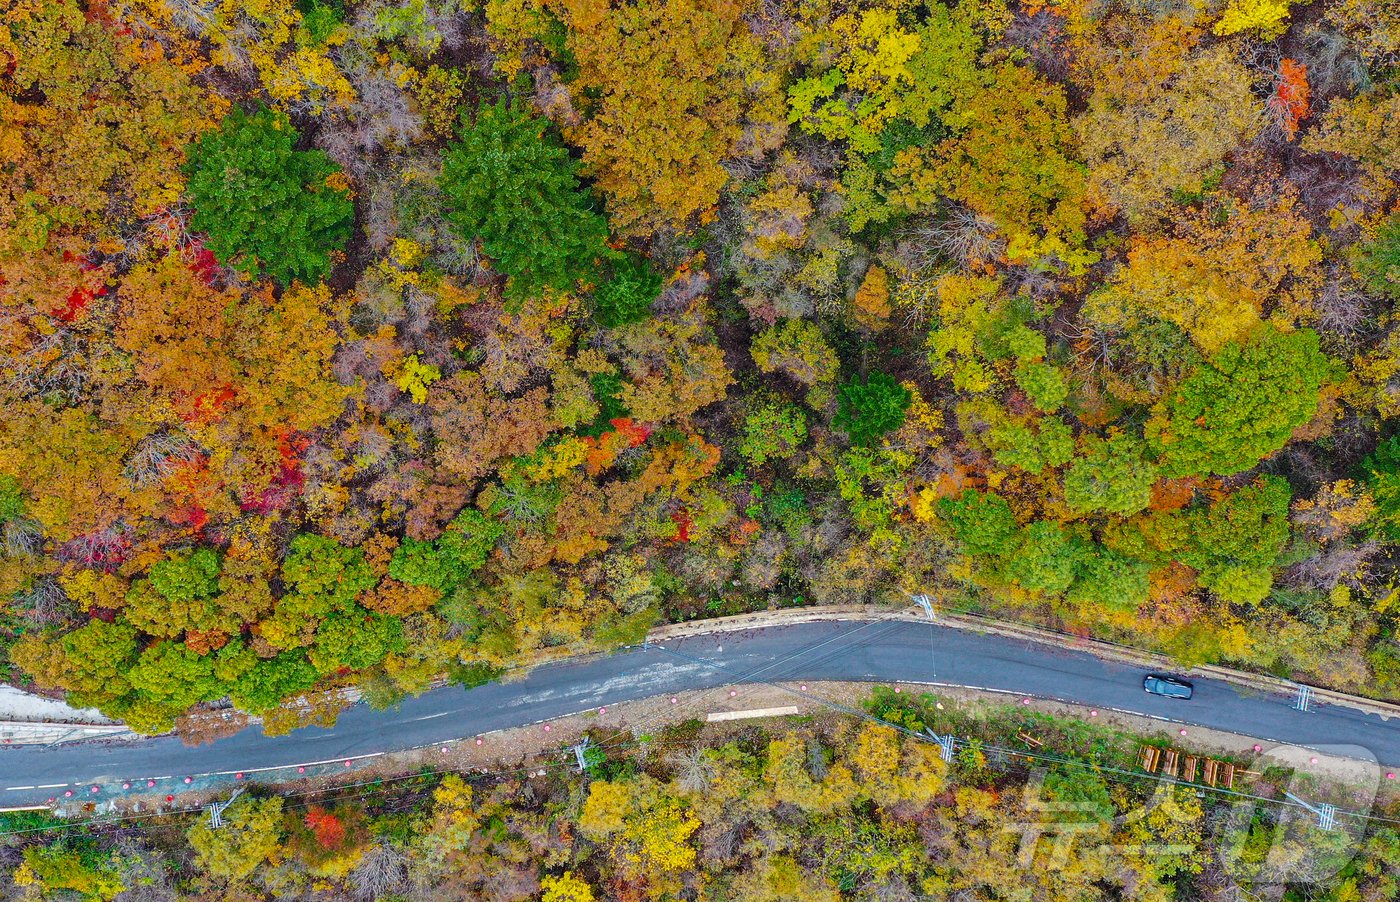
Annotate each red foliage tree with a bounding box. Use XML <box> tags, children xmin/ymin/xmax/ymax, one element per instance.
<box><xmin>1270</xmin><ymin>59</ymin><xmax>1311</xmax><ymax>140</ymax></box>
<box><xmin>304</xmin><ymin>806</ymin><xmax>347</xmax><ymax>849</ymax></box>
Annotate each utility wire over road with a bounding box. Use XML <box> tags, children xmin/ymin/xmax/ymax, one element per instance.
<box><xmin>2</xmin><ymin>619</ymin><xmax>1399</xmax><ymax>807</ymax></box>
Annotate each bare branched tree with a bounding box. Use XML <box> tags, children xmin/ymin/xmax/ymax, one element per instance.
<box><xmin>317</xmin><ymin>45</ymin><xmax>423</xmax><ymax>180</ymax></box>
<box><xmin>1284</xmin><ymin>540</ymin><xmax>1378</xmax><ymax>591</ymax></box>
<box><xmin>2</xmin><ymin>518</ymin><xmax>43</xmax><ymax>559</ymax></box>
<box><xmin>123</xmin><ymin>431</ymin><xmax>204</xmax><ymax>487</ymax></box>
<box><xmin>110</xmin><ymin>837</ymin><xmax>178</xmax><ymax>902</ymax></box>
<box><xmin>1315</xmin><ymin>267</ymin><xmax>1375</xmax><ymax>338</ymax></box>
<box><xmin>914</xmin><ymin>207</ymin><xmax>1004</xmax><ymax>269</ymax></box>
<box><xmin>16</xmin><ymin>577</ymin><xmax>72</xmax><ymax>625</ymax></box>
<box><xmin>349</xmin><ymin>843</ymin><xmax>409</xmax><ymax>902</ymax></box>
<box><xmin>669</xmin><ymin>747</ymin><xmax>718</xmax><ymax>793</ymax></box>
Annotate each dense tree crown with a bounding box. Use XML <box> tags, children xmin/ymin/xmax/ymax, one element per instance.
<box><xmin>185</xmin><ymin>108</ymin><xmax>354</xmax><ymax>286</ymax></box>
<box><xmin>4</xmin><ymin>0</ymin><xmax>1400</xmax><ymax>733</ymax></box>
<box><xmin>439</xmin><ymin>100</ymin><xmax>609</xmax><ymax>297</ymax></box>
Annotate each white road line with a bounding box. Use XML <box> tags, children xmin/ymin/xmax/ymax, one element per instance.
<box><xmin>204</xmin><ymin>752</ymin><xmax>385</xmax><ymax>777</ymax></box>
<box><xmin>4</xmin><ymin>786</ymin><xmax>35</xmax><ymax>791</ymax></box>
<box><xmin>412</xmin><ymin>712</ymin><xmax>450</xmax><ymax>721</ymax></box>
<box><xmin>34</xmin><ymin>784</ymin><xmax>67</xmax><ymax>789</ymax></box>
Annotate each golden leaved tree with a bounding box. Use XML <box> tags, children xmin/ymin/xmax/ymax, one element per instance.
<box><xmin>550</xmin><ymin>0</ymin><xmax>784</xmax><ymax>235</ymax></box>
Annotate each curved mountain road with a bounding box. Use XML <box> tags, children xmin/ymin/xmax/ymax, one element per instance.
<box><xmin>3</xmin><ymin>619</ymin><xmax>1397</xmax><ymax>806</ymax></box>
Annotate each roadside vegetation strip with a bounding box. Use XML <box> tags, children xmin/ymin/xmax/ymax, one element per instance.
<box><xmin>13</xmin><ymin>683</ymin><xmax>1397</xmax><ymax>840</ymax></box>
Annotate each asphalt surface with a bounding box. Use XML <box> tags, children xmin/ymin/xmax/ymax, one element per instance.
<box><xmin>2</xmin><ymin>619</ymin><xmax>1397</xmax><ymax>806</ymax></box>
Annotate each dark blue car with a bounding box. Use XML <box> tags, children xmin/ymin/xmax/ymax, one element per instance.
<box><xmin>1143</xmin><ymin>674</ymin><xmax>1194</xmax><ymax>699</ymax></box>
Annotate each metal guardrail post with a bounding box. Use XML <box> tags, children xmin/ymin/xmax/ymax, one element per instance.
<box><xmin>207</xmin><ymin>787</ymin><xmax>244</xmax><ymax>829</ymax></box>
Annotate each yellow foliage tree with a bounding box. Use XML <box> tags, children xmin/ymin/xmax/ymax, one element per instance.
<box><xmin>552</xmin><ymin>0</ymin><xmax>783</xmax><ymax>234</ymax></box>
<box><xmin>731</xmin><ymin>854</ymin><xmax>840</xmax><ymax>901</ymax></box>
<box><xmin>187</xmin><ymin>796</ymin><xmax>285</xmax><ymax>882</ymax></box>
<box><xmin>0</xmin><ymin>0</ymin><xmax>224</xmax><ymax>255</ymax></box>
<box><xmin>1084</xmin><ymin>193</ymin><xmax>1321</xmax><ymax>354</ymax></box>
<box><xmin>579</xmin><ymin>779</ymin><xmax>700</xmax><ymax>897</ymax></box>
<box><xmin>416</xmin><ymin>774</ymin><xmax>481</xmax><ymax>857</ymax></box>
<box><xmin>541</xmin><ymin>871</ymin><xmax>597</xmax><ymax>902</ymax></box>
<box><xmin>854</xmin><ymin>264</ymin><xmax>892</xmax><ymax>331</ymax></box>
<box><xmin>1076</xmin><ymin>45</ymin><xmax>1262</xmax><ymax>223</ymax></box>
<box><xmin>931</xmin><ymin>63</ymin><xmax>1093</xmax><ymax>271</ymax></box>
<box><xmin>1213</xmin><ymin>0</ymin><xmax>1302</xmax><ymax>37</ymax></box>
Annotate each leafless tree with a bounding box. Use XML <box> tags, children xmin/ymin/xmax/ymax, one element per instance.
<box><xmin>1284</xmin><ymin>540</ymin><xmax>1378</xmax><ymax>591</ymax></box>
<box><xmin>742</xmin><ymin>531</ymin><xmax>786</xmax><ymax>591</ymax></box>
<box><xmin>146</xmin><ymin>0</ymin><xmax>217</xmax><ymax>37</ymax></box>
<box><xmin>55</xmin><ymin>528</ymin><xmax>128</xmax><ymax>571</ymax></box>
<box><xmin>123</xmin><ymin>431</ymin><xmax>204</xmax><ymax>487</ymax></box>
<box><xmin>110</xmin><ymin>838</ymin><xmax>177</xmax><ymax>902</ymax></box>
<box><xmin>349</xmin><ymin>843</ymin><xmax>409</xmax><ymax>902</ymax></box>
<box><xmin>483</xmin><ymin>864</ymin><xmax>539</xmax><ymax>902</ymax></box>
<box><xmin>698</xmin><ymin>819</ymin><xmax>743</xmax><ymax>866</ymax></box>
<box><xmin>669</xmin><ymin>747</ymin><xmax>718</xmax><ymax>793</ymax></box>
<box><xmin>1300</xmin><ymin>27</ymin><xmax>1369</xmax><ymax>99</ymax></box>
<box><xmin>317</xmin><ymin>45</ymin><xmax>423</xmax><ymax>181</ymax></box>
<box><xmin>533</xmin><ymin>67</ymin><xmax>582</xmax><ymax>131</ymax></box>
<box><xmin>1001</xmin><ymin>10</ymin><xmax>1071</xmax><ymax>82</ymax></box>
<box><xmin>2</xmin><ymin>518</ymin><xmax>43</xmax><ymax>559</ymax></box>
<box><xmin>15</xmin><ymin>577</ymin><xmax>72</xmax><ymax>625</ymax></box>
<box><xmin>912</xmin><ymin>207</ymin><xmax>1004</xmax><ymax>269</ymax></box>
<box><xmin>6</xmin><ymin>331</ymin><xmax>87</xmax><ymax>403</ymax></box>
<box><xmin>859</xmin><ymin>875</ymin><xmax>919</xmax><ymax>902</ymax></box>
<box><xmin>1315</xmin><ymin>267</ymin><xmax>1375</xmax><ymax>339</ymax></box>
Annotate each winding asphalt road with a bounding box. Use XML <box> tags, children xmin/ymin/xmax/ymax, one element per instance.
<box><xmin>2</xmin><ymin>619</ymin><xmax>1397</xmax><ymax>806</ymax></box>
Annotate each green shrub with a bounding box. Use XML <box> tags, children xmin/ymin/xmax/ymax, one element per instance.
<box><xmin>185</xmin><ymin>107</ymin><xmax>354</xmax><ymax>285</ymax></box>
<box><xmin>441</xmin><ymin>100</ymin><xmax>608</xmax><ymax>298</ymax></box>
<box><xmin>0</xmin><ymin>474</ymin><xmax>24</xmax><ymax>522</ymax></box>
<box><xmin>593</xmin><ymin>252</ymin><xmax>663</xmax><ymax>328</ymax></box>
<box><xmin>149</xmin><ymin>547</ymin><xmax>222</xmax><ymax>602</ymax></box>
<box><xmin>1364</xmin><ymin>435</ymin><xmax>1400</xmax><ymax>537</ymax></box>
<box><xmin>988</xmin><ymin>416</ymin><xmax>1073</xmax><ymax>473</ymax></box>
<box><xmin>1066</xmin><ymin>546</ymin><xmax>1150</xmax><ymax>611</ymax></box>
<box><xmin>1356</xmin><ymin>214</ymin><xmax>1400</xmax><ymax>299</ymax></box>
<box><xmin>834</xmin><ymin>371</ymin><xmax>911</xmax><ymax>444</ymax></box>
<box><xmin>1063</xmin><ymin>434</ymin><xmax>1158</xmax><ymax>517</ymax></box>
<box><xmin>281</xmin><ymin>534</ymin><xmax>377</xmax><ymax>610</ymax></box>
<box><xmin>389</xmin><ymin>509</ymin><xmax>503</xmax><ymax>593</ymax></box>
<box><xmin>1146</xmin><ymin>327</ymin><xmax>1331</xmax><ymax>477</ymax></box>
<box><xmin>228</xmin><ymin>654</ymin><xmax>320</xmax><ymax>714</ymax></box>
<box><xmin>297</xmin><ymin>0</ymin><xmax>345</xmax><ymax>43</ymax></box>
<box><xmin>1014</xmin><ymin>360</ymin><xmax>1068</xmax><ymax>412</ymax></box>
<box><xmin>739</xmin><ymin>400</ymin><xmax>808</xmax><ymax>465</ymax></box>
<box><xmin>1002</xmin><ymin>521</ymin><xmax>1082</xmax><ymax>595</ymax></box>
<box><xmin>938</xmin><ymin>490</ymin><xmax>1018</xmax><ymax>556</ymax></box>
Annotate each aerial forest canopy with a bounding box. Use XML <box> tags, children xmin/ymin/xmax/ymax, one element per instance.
<box><xmin>2</xmin><ymin>0</ymin><xmax>1400</xmax><ymax>732</ymax></box>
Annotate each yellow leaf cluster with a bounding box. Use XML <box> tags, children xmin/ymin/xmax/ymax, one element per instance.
<box><xmin>541</xmin><ymin>871</ymin><xmax>597</xmax><ymax>902</ymax></box>
<box><xmin>854</xmin><ymin>264</ymin><xmax>892</xmax><ymax>331</ymax></box>
<box><xmin>1213</xmin><ymin>0</ymin><xmax>1301</xmax><ymax>37</ymax></box>
<box><xmin>1084</xmin><ymin>193</ymin><xmax>1321</xmax><ymax>354</ymax></box>
<box><xmin>553</xmin><ymin>0</ymin><xmax>780</xmax><ymax>234</ymax></box>
<box><xmin>522</xmin><ymin>436</ymin><xmax>590</xmax><ymax>482</ymax></box>
<box><xmin>393</xmin><ymin>353</ymin><xmax>442</xmax><ymax>405</ymax></box>
<box><xmin>206</xmin><ymin>0</ymin><xmax>354</xmax><ymax>113</ymax></box>
<box><xmin>926</xmin><ymin>273</ymin><xmax>1004</xmax><ymax>393</ymax></box>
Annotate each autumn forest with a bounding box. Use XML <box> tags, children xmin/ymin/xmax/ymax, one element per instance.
<box><xmin>2</xmin><ymin>0</ymin><xmax>1400</xmax><ymax>735</ymax></box>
